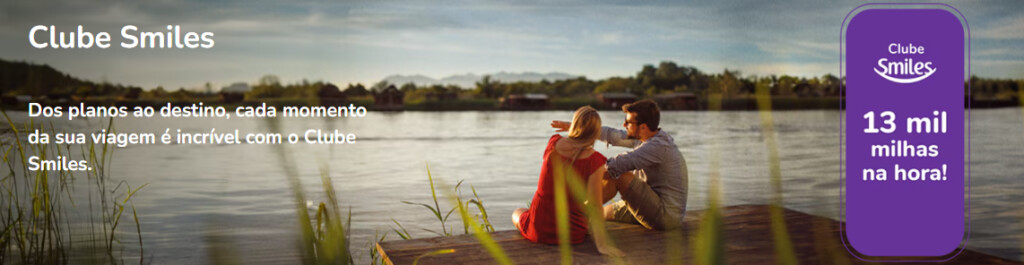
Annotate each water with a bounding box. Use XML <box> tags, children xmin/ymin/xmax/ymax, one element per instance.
<box><xmin>3</xmin><ymin>108</ymin><xmax>1023</xmax><ymax>264</ymax></box>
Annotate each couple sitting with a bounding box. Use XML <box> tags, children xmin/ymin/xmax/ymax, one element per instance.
<box><xmin>512</xmin><ymin>100</ymin><xmax>688</xmax><ymax>256</ymax></box>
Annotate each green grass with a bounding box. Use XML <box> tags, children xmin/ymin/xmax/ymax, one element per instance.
<box><xmin>549</xmin><ymin>156</ymin><xmax>625</xmax><ymax>265</ymax></box>
<box><xmin>412</xmin><ymin>249</ymin><xmax>456</xmax><ymax>265</ymax></box>
<box><xmin>691</xmin><ymin>92</ymin><xmax>725</xmax><ymax>265</ymax></box>
<box><xmin>368</xmin><ymin>229</ymin><xmax>389</xmax><ymax>265</ymax></box>
<box><xmin>388</xmin><ymin>164</ymin><xmax>508</xmax><ymax>263</ymax></box>
<box><xmin>448</xmin><ymin>188</ymin><xmax>514</xmax><ymax>265</ymax></box>
<box><xmin>551</xmin><ymin>158</ymin><xmax>573</xmax><ymax>265</ymax></box>
<box><xmin>264</xmin><ymin>116</ymin><xmax>353</xmax><ymax>265</ymax></box>
<box><xmin>755</xmin><ymin>83</ymin><xmax>799</xmax><ymax>265</ymax></box>
<box><xmin>398</xmin><ymin>164</ymin><xmax>455</xmax><ymax>237</ymax></box>
<box><xmin>388</xmin><ymin>158</ymin><xmax>631</xmax><ymax>265</ymax></box>
<box><xmin>1</xmin><ymin>110</ymin><xmax>146</xmax><ymax>265</ymax></box>
<box><xmin>202</xmin><ymin>136</ymin><xmax>356</xmax><ymax>265</ymax></box>
<box><xmin>392</xmin><ymin>164</ymin><xmax>496</xmax><ymax>239</ymax></box>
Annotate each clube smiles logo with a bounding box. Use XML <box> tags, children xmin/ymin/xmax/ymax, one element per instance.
<box><xmin>874</xmin><ymin>43</ymin><xmax>936</xmax><ymax>84</ymax></box>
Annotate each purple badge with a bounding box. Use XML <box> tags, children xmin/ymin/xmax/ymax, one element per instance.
<box><xmin>842</xmin><ymin>4</ymin><xmax>969</xmax><ymax>260</ymax></box>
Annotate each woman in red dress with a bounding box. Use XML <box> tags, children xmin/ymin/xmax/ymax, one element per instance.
<box><xmin>512</xmin><ymin>106</ymin><xmax>623</xmax><ymax>256</ymax></box>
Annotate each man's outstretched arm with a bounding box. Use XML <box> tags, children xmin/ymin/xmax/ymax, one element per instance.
<box><xmin>599</xmin><ymin>126</ymin><xmax>637</xmax><ymax>148</ymax></box>
<box><xmin>605</xmin><ymin>142</ymin><xmax>662</xmax><ymax>179</ymax></box>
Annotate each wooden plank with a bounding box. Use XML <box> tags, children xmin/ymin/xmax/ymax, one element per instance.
<box><xmin>376</xmin><ymin>205</ymin><xmax>1021</xmax><ymax>265</ymax></box>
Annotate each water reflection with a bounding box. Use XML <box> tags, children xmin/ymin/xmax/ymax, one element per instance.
<box><xmin>2</xmin><ymin>109</ymin><xmax>1020</xmax><ymax>264</ymax></box>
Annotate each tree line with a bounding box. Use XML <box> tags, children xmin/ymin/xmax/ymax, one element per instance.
<box><xmin>2</xmin><ymin>59</ymin><xmax>1021</xmax><ymax>102</ymax></box>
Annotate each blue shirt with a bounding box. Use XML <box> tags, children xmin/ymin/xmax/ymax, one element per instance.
<box><xmin>600</xmin><ymin>126</ymin><xmax>688</xmax><ymax>220</ymax></box>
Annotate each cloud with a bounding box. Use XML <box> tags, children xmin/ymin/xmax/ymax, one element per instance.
<box><xmin>975</xmin><ymin>15</ymin><xmax>1024</xmax><ymax>39</ymax></box>
<box><xmin>975</xmin><ymin>59</ymin><xmax>1024</xmax><ymax>66</ymax></box>
<box><xmin>756</xmin><ymin>40</ymin><xmax>837</xmax><ymax>60</ymax></box>
<box><xmin>973</xmin><ymin>59</ymin><xmax>1024</xmax><ymax>78</ymax></box>
<box><xmin>741</xmin><ymin>62</ymin><xmax>837</xmax><ymax>78</ymax></box>
<box><xmin>2</xmin><ymin>0</ymin><xmax>1022</xmax><ymax>89</ymax></box>
<box><xmin>598</xmin><ymin>32</ymin><xmax>624</xmax><ymax>45</ymax></box>
<box><xmin>976</xmin><ymin>48</ymin><xmax>1022</xmax><ymax>57</ymax></box>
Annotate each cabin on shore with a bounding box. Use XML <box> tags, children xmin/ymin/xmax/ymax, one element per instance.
<box><xmin>317</xmin><ymin>83</ymin><xmax>347</xmax><ymax>106</ymax></box>
<box><xmin>597</xmin><ymin>92</ymin><xmax>637</xmax><ymax>109</ymax></box>
<box><xmin>219</xmin><ymin>82</ymin><xmax>250</xmax><ymax>103</ymax></box>
<box><xmin>374</xmin><ymin>85</ymin><xmax>405</xmax><ymax>110</ymax></box>
<box><xmin>500</xmin><ymin>93</ymin><xmax>549</xmax><ymax>110</ymax></box>
<box><xmin>654</xmin><ymin>92</ymin><xmax>700</xmax><ymax>110</ymax></box>
<box><xmin>219</xmin><ymin>92</ymin><xmax>244</xmax><ymax>103</ymax></box>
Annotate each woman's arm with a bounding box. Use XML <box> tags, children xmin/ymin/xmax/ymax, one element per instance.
<box><xmin>550</xmin><ymin>120</ymin><xmax>637</xmax><ymax>148</ymax></box>
<box><xmin>551</xmin><ymin>120</ymin><xmax>570</xmax><ymax>132</ymax></box>
<box><xmin>587</xmin><ymin>167</ymin><xmax>625</xmax><ymax>257</ymax></box>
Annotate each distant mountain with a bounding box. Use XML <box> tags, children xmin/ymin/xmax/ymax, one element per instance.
<box><xmin>383</xmin><ymin>72</ymin><xmax>580</xmax><ymax>89</ymax></box>
<box><xmin>381</xmin><ymin>74</ymin><xmax>437</xmax><ymax>87</ymax></box>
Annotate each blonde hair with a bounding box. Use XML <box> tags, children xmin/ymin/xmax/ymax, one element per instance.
<box><xmin>567</xmin><ymin>106</ymin><xmax>601</xmax><ymax>145</ymax></box>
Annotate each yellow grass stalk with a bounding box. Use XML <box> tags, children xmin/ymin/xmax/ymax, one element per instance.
<box><xmin>446</xmin><ymin>185</ymin><xmax>515</xmax><ymax>265</ymax></box>
<box><xmin>692</xmin><ymin>91</ymin><xmax>724</xmax><ymax>265</ymax></box>
<box><xmin>756</xmin><ymin>81</ymin><xmax>799</xmax><ymax>265</ymax></box>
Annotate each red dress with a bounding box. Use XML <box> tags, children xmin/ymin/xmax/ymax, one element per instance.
<box><xmin>518</xmin><ymin>134</ymin><xmax>606</xmax><ymax>244</ymax></box>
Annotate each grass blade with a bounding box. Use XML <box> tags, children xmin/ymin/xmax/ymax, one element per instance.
<box><xmin>391</xmin><ymin>218</ymin><xmax>412</xmax><ymax>240</ymax></box>
<box><xmin>447</xmin><ymin>190</ymin><xmax>515</xmax><ymax>265</ymax></box>
<box><xmin>756</xmin><ymin>79</ymin><xmax>799</xmax><ymax>265</ymax></box>
<box><xmin>425</xmin><ymin>164</ymin><xmax>448</xmax><ymax>236</ymax></box>
<box><xmin>412</xmin><ymin>249</ymin><xmax>455</xmax><ymax>265</ymax></box>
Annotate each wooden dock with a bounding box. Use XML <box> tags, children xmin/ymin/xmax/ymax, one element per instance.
<box><xmin>376</xmin><ymin>204</ymin><xmax>1020</xmax><ymax>264</ymax></box>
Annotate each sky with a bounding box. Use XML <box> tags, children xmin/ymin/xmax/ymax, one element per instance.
<box><xmin>1</xmin><ymin>0</ymin><xmax>1022</xmax><ymax>90</ymax></box>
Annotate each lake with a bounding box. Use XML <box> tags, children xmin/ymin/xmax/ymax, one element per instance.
<box><xmin>3</xmin><ymin>108</ymin><xmax>1023</xmax><ymax>264</ymax></box>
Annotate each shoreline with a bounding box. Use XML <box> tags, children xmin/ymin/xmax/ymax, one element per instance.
<box><xmin>2</xmin><ymin>97</ymin><xmax>1019</xmax><ymax>112</ymax></box>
